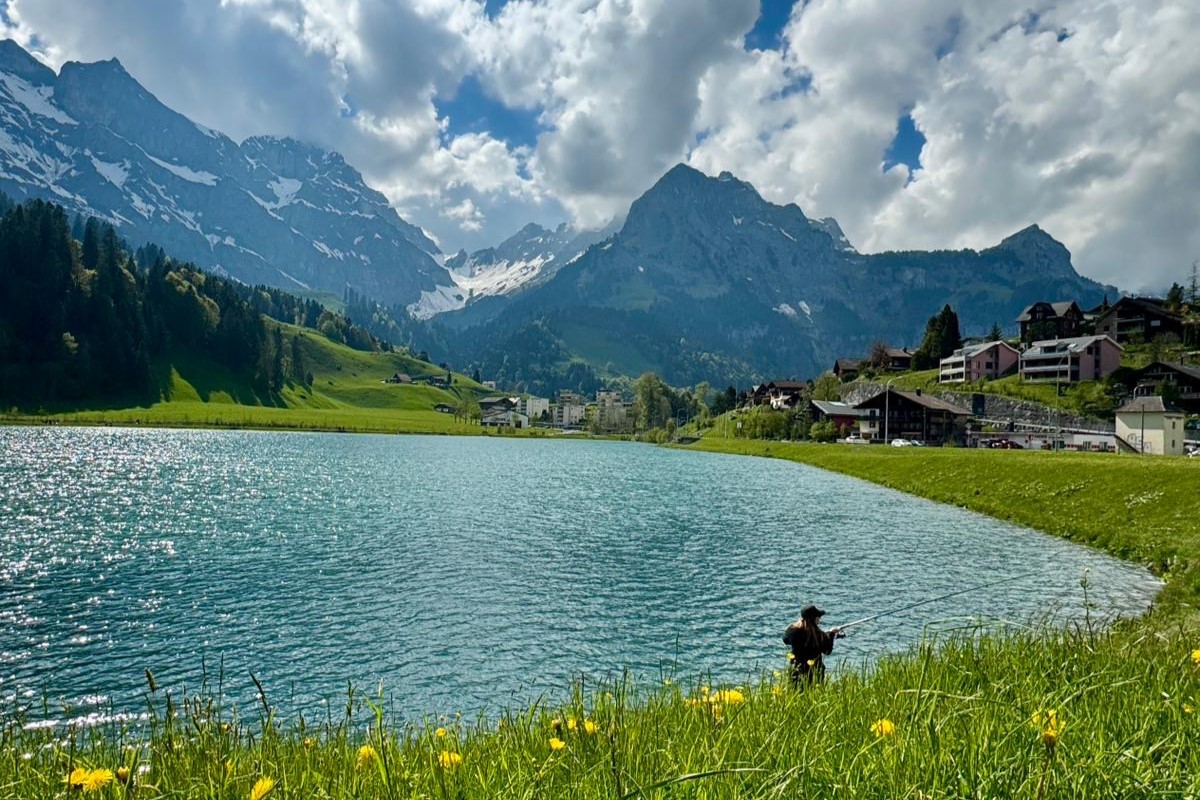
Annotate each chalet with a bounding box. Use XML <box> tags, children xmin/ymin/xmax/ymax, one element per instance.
<box><xmin>1092</xmin><ymin>296</ymin><xmax>1184</xmax><ymax>343</ymax></box>
<box><xmin>853</xmin><ymin>388</ymin><xmax>970</xmax><ymax>445</ymax></box>
<box><xmin>832</xmin><ymin>359</ymin><xmax>861</xmax><ymax>380</ymax></box>
<box><xmin>751</xmin><ymin>380</ymin><xmax>807</xmax><ymax>410</ymax></box>
<box><xmin>883</xmin><ymin>347</ymin><xmax>916</xmax><ymax>372</ymax></box>
<box><xmin>938</xmin><ymin>341</ymin><xmax>1020</xmax><ymax>383</ymax></box>
<box><xmin>1018</xmin><ymin>335</ymin><xmax>1123</xmax><ymax>383</ymax></box>
<box><xmin>479</xmin><ymin>396</ymin><xmax>528</xmax><ymax>428</ymax></box>
<box><xmin>433</xmin><ymin>403</ymin><xmax>455</xmax><ymax>414</ymax></box>
<box><xmin>809</xmin><ymin>399</ymin><xmax>867</xmax><ymax>433</ymax></box>
<box><xmin>1131</xmin><ymin>361</ymin><xmax>1200</xmax><ymax>413</ymax></box>
<box><xmin>1017</xmin><ymin>301</ymin><xmax>1083</xmax><ymax>343</ymax></box>
<box><xmin>384</xmin><ymin>372</ymin><xmax>413</xmax><ymax>384</ymax></box>
<box><xmin>426</xmin><ymin>373</ymin><xmax>452</xmax><ymax>388</ymax></box>
<box><xmin>1115</xmin><ymin>395</ymin><xmax>1186</xmax><ymax>455</ymax></box>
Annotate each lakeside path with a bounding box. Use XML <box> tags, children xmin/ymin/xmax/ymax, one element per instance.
<box><xmin>686</xmin><ymin>438</ymin><xmax>1200</xmax><ymax>617</ymax></box>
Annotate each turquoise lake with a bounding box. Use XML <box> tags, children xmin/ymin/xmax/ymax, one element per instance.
<box><xmin>0</xmin><ymin>427</ymin><xmax>1161</xmax><ymax>724</ymax></box>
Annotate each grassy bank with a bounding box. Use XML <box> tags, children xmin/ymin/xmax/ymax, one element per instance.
<box><xmin>7</xmin><ymin>627</ymin><xmax>1200</xmax><ymax>798</ymax></box>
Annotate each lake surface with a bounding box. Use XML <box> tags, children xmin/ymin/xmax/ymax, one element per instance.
<box><xmin>0</xmin><ymin>427</ymin><xmax>1160</xmax><ymax>724</ymax></box>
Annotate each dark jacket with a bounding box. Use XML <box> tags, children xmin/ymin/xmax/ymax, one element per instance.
<box><xmin>783</xmin><ymin>621</ymin><xmax>834</xmax><ymax>678</ymax></box>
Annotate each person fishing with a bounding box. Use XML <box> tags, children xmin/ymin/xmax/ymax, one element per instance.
<box><xmin>783</xmin><ymin>605</ymin><xmax>844</xmax><ymax>685</ymax></box>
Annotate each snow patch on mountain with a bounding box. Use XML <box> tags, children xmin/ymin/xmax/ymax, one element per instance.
<box><xmin>0</xmin><ymin>72</ymin><xmax>74</xmax><ymax>124</ymax></box>
<box><xmin>409</xmin><ymin>283</ymin><xmax>467</xmax><ymax>319</ymax></box>
<box><xmin>268</xmin><ymin>177</ymin><xmax>301</xmax><ymax>207</ymax></box>
<box><xmin>145</xmin><ymin>154</ymin><xmax>218</xmax><ymax>186</ymax></box>
<box><xmin>89</xmin><ymin>155</ymin><xmax>127</xmax><ymax>188</ymax></box>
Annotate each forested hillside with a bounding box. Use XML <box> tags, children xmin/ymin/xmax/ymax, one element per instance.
<box><xmin>0</xmin><ymin>195</ymin><xmax>389</xmax><ymax>407</ymax></box>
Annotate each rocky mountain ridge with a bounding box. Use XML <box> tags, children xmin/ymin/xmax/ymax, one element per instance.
<box><xmin>0</xmin><ymin>39</ymin><xmax>448</xmax><ymax>306</ymax></box>
<box><xmin>440</xmin><ymin>164</ymin><xmax>1115</xmax><ymax>387</ymax></box>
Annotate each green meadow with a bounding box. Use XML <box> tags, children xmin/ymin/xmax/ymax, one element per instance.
<box><xmin>1</xmin><ymin>323</ymin><xmax>537</xmax><ymax>436</ymax></box>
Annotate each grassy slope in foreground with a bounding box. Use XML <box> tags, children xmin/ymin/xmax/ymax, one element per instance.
<box><xmin>690</xmin><ymin>437</ymin><xmax>1200</xmax><ymax>613</ymax></box>
<box><xmin>3</xmin><ymin>323</ymin><xmax>531</xmax><ymax>435</ymax></box>
<box><xmin>9</xmin><ymin>624</ymin><xmax>1200</xmax><ymax>797</ymax></box>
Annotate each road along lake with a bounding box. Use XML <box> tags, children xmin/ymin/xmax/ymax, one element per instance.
<box><xmin>0</xmin><ymin>427</ymin><xmax>1161</xmax><ymax>724</ymax></box>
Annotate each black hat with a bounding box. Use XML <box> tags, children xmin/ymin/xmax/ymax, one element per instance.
<box><xmin>801</xmin><ymin>605</ymin><xmax>826</xmax><ymax>620</ymax></box>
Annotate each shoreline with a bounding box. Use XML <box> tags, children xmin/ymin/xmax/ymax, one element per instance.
<box><xmin>681</xmin><ymin>436</ymin><xmax>1199</xmax><ymax>619</ymax></box>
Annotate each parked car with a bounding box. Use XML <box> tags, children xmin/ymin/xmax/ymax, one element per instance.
<box><xmin>844</xmin><ymin>434</ymin><xmax>870</xmax><ymax>445</ymax></box>
<box><xmin>989</xmin><ymin>439</ymin><xmax>1023</xmax><ymax>450</ymax></box>
<box><xmin>891</xmin><ymin>438</ymin><xmax>913</xmax><ymax>447</ymax></box>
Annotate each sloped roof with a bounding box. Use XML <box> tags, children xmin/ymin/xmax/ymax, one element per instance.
<box><xmin>811</xmin><ymin>399</ymin><xmax>868</xmax><ymax>418</ymax></box>
<box><xmin>1026</xmin><ymin>334</ymin><xmax>1122</xmax><ymax>354</ymax></box>
<box><xmin>1016</xmin><ymin>300</ymin><xmax>1080</xmax><ymax>322</ymax></box>
<box><xmin>855</xmin><ymin>388</ymin><xmax>971</xmax><ymax>415</ymax></box>
<box><xmin>942</xmin><ymin>340</ymin><xmax>1019</xmax><ymax>364</ymax></box>
<box><xmin>1099</xmin><ymin>295</ymin><xmax>1181</xmax><ymax>321</ymax></box>
<box><xmin>1137</xmin><ymin>361</ymin><xmax>1200</xmax><ymax>381</ymax></box>
<box><xmin>1116</xmin><ymin>395</ymin><xmax>1184</xmax><ymax>415</ymax></box>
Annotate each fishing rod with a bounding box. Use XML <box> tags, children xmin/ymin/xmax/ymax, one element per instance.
<box><xmin>831</xmin><ymin>571</ymin><xmax>1042</xmax><ymax>633</ymax></box>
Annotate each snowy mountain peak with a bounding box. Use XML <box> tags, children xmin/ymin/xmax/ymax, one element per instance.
<box><xmin>0</xmin><ymin>39</ymin><xmax>452</xmax><ymax>306</ymax></box>
<box><xmin>409</xmin><ymin>218</ymin><xmax>619</xmax><ymax>318</ymax></box>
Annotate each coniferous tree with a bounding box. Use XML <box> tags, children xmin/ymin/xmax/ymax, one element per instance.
<box><xmin>987</xmin><ymin>322</ymin><xmax>1003</xmax><ymax>342</ymax></box>
<box><xmin>81</xmin><ymin>217</ymin><xmax>102</xmax><ymax>272</ymax></box>
<box><xmin>912</xmin><ymin>305</ymin><xmax>962</xmax><ymax>370</ymax></box>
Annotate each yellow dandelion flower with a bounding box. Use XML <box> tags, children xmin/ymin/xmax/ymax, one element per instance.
<box><xmin>771</xmin><ymin>685</ymin><xmax>783</xmax><ymax>697</ymax></box>
<box><xmin>567</xmin><ymin>717</ymin><xmax>578</xmax><ymax>732</ymax></box>
<box><xmin>1192</xmin><ymin>649</ymin><xmax>1200</xmax><ymax>666</ymax></box>
<box><xmin>549</xmin><ymin>737</ymin><xmax>566</xmax><ymax>752</ymax></box>
<box><xmin>1184</xmin><ymin>703</ymin><xmax>1195</xmax><ymax>714</ymax></box>
<box><xmin>1031</xmin><ymin>709</ymin><xmax>1058</xmax><ymax>729</ymax></box>
<box><xmin>435</xmin><ymin>727</ymin><xmax>448</xmax><ymax>738</ymax></box>
<box><xmin>806</xmin><ymin>659</ymin><xmax>816</xmax><ymax>667</ymax></box>
<box><xmin>1042</xmin><ymin>725</ymin><xmax>1060</xmax><ymax>748</ymax></box>
<box><xmin>583</xmin><ymin>719</ymin><xmax>599</xmax><ymax>735</ymax></box>
<box><xmin>870</xmin><ymin>718</ymin><xmax>896</xmax><ymax>737</ymax></box>
<box><xmin>116</xmin><ymin>767</ymin><xmax>130</xmax><ymax>785</ymax></box>
<box><xmin>82</xmin><ymin>769</ymin><xmax>115</xmax><ymax>793</ymax></box>
<box><xmin>710</xmin><ymin>689</ymin><xmax>746</xmax><ymax>706</ymax></box>
<box><xmin>66</xmin><ymin>767</ymin><xmax>90</xmax><ymax>788</ymax></box>
<box><xmin>549</xmin><ymin>717</ymin><xmax>563</xmax><ymax>732</ymax></box>
<box><xmin>438</xmin><ymin>751</ymin><xmax>463</xmax><ymax>769</ymax></box>
<box><xmin>786</xmin><ymin>653</ymin><xmax>795</xmax><ymax>661</ymax></box>
<box><xmin>356</xmin><ymin>744</ymin><xmax>378</xmax><ymax>769</ymax></box>
<box><xmin>303</xmin><ymin>737</ymin><xmax>316</xmax><ymax>749</ymax></box>
<box><xmin>663</xmin><ymin>677</ymin><xmax>672</xmax><ymax>686</ymax></box>
<box><xmin>249</xmin><ymin>776</ymin><xmax>276</xmax><ymax>800</ymax></box>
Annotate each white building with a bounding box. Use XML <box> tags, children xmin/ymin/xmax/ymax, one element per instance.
<box><xmin>1115</xmin><ymin>395</ymin><xmax>1186</xmax><ymax>455</ymax></box>
<box><xmin>520</xmin><ymin>395</ymin><xmax>550</xmax><ymax>420</ymax></box>
<box><xmin>595</xmin><ymin>391</ymin><xmax>628</xmax><ymax>430</ymax></box>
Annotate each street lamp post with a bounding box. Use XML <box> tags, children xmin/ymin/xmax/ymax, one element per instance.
<box><xmin>884</xmin><ymin>377</ymin><xmax>897</xmax><ymax>444</ymax></box>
